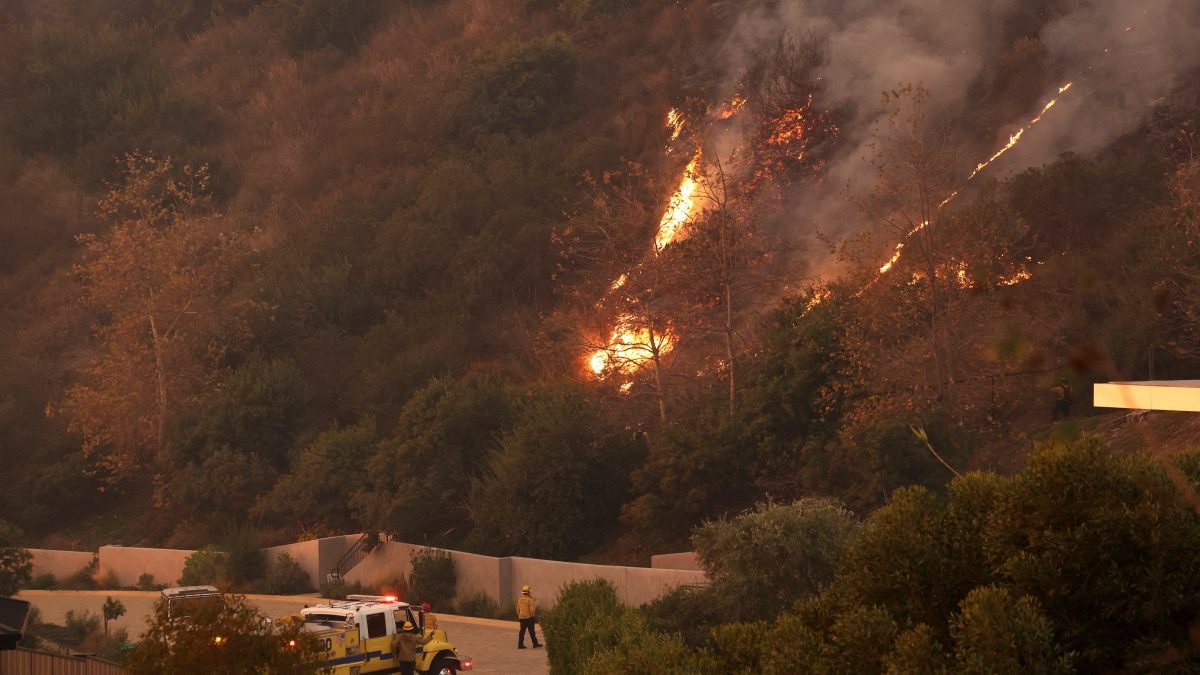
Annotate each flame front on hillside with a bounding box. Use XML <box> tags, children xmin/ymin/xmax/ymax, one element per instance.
<box><xmin>874</xmin><ymin>81</ymin><xmax>1074</xmax><ymax>281</ymax></box>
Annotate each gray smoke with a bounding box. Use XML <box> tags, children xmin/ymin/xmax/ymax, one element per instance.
<box><xmin>716</xmin><ymin>0</ymin><xmax>1200</xmax><ymax>277</ymax></box>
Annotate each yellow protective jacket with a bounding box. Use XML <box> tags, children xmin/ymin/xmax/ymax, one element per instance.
<box><xmin>391</xmin><ymin>631</ymin><xmax>432</xmax><ymax>661</ymax></box>
<box><xmin>517</xmin><ymin>594</ymin><xmax>537</xmax><ymax>619</ymax></box>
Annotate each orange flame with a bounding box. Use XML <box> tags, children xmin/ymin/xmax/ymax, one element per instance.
<box><xmin>965</xmin><ymin>83</ymin><xmax>1071</xmax><ymax>181</ymax></box>
<box><xmin>873</xmin><ymin>82</ymin><xmax>1073</xmax><ymax>280</ymax></box>
<box><xmin>589</xmin><ymin>316</ymin><xmax>674</xmax><ymax>376</ymax></box>
<box><xmin>654</xmin><ymin>152</ymin><xmax>703</xmax><ymax>251</ymax></box>
<box><xmin>667</xmin><ymin>109</ymin><xmax>685</xmax><ymax>142</ymax></box>
<box><xmin>717</xmin><ymin>94</ymin><xmax>747</xmax><ymax>120</ymax></box>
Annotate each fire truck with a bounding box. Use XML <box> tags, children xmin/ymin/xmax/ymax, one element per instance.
<box><xmin>299</xmin><ymin>595</ymin><xmax>473</xmax><ymax>675</ymax></box>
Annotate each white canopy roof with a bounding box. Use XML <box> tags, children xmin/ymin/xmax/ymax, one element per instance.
<box><xmin>1093</xmin><ymin>380</ymin><xmax>1200</xmax><ymax>412</ymax></box>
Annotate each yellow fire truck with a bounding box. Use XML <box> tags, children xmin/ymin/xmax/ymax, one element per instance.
<box><xmin>298</xmin><ymin>595</ymin><xmax>473</xmax><ymax>674</ymax></box>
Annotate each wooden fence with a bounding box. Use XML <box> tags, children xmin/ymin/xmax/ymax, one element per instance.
<box><xmin>0</xmin><ymin>648</ymin><xmax>125</xmax><ymax>674</ymax></box>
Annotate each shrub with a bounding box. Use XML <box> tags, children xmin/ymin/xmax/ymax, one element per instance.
<box><xmin>641</xmin><ymin>583</ymin><xmax>724</xmax><ymax>648</ymax></box>
<box><xmin>65</xmin><ymin>609</ymin><xmax>101</xmax><ymax>644</ymax></box>
<box><xmin>0</xmin><ymin>520</ymin><xmax>33</xmax><ymax>596</ymax></box>
<box><xmin>542</xmin><ymin>579</ymin><xmax>625</xmax><ymax>674</ymax></box>
<box><xmin>258</xmin><ymin>553</ymin><xmax>313</xmax><ymax>595</ymax></box>
<box><xmin>60</xmin><ymin>566</ymin><xmax>99</xmax><ymax>590</ymax></box>
<box><xmin>29</xmin><ymin>573</ymin><xmax>57</xmax><ymax>590</ymax></box>
<box><xmin>96</xmin><ymin>569</ymin><xmax>121</xmax><ymax>589</ymax></box>
<box><xmin>179</xmin><ymin>546</ymin><xmax>225</xmax><ymax>586</ymax></box>
<box><xmin>582</xmin><ymin>614</ymin><xmax>714</xmax><ymax>674</ymax></box>
<box><xmin>319</xmin><ymin>578</ymin><xmax>372</xmax><ymax>600</ymax></box>
<box><xmin>950</xmin><ymin>586</ymin><xmax>1073</xmax><ymax>674</ymax></box>
<box><xmin>455</xmin><ymin>591</ymin><xmax>498</xmax><ymax>619</ymax></box>
<box><xmin>278</xmin><ymin>0</ymin><xmax>384</xmax><ymax>55</ymax></box>
<box><xmin>223</xmin><ymin>528</ymin><xmax>266</xmax><ymax>588</ymax></box>
<box><xmin>136</xmin><ymin>573</ymin><xmax>162</xmax><ymax>591</ymax></box>
<box><xmin>80</xmin><ymin>626</ymin><xmax>130</xmax><ymax>664</ymax></box>
<box><xmin>408</xmin><ymin>548</ymin><xmax>456</xmax><ymax>610</ymax></box>
<box><xmin>125</xmin><ymin>595</ymin><xmax>323</xmax><ymax>673</ymax></box>
<box><xmin>692</xmin><ymin>498</ymin><xmax>859</xmax><ymax>622</ymax></box>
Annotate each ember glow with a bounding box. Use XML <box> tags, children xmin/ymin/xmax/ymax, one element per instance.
<box><xmin>716</xmin><ymin>94</ymin><xmax>747</xmax><ymax>120</ymax></box>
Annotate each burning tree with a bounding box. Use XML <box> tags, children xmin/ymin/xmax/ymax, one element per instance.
<box><xmin>549</xmin><ymin>161</ymin><xmax>679</xmax><ymax>422</ymax></box>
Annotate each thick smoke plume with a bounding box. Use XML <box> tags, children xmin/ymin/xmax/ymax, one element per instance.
<box><xmin>716</xmin><ymin>0</ymin><xmax>1200</xmax><ymax>276</ymax></box>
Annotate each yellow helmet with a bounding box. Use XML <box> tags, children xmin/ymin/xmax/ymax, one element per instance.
<box><xmin>402</xmin><ymin>621</ymin><xmax>414</xmax><ymax>630</ymax></box>
<box><xmin>522</xmin><ymin>585</ymin><xmax>531</xmax><ymax>593</ymax></box>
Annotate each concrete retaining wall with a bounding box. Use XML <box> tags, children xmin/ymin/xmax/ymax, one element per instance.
<box><xmin>346</xmin><ymin>544</ymin><xmax>705</xmax><ymax>609</ymax></box>
<box><xmin>264</xmin><ymin>534</ymin><xmax>359</xmax><ymax>589</ymax></box>
<box><xmin>97</xmin><ymin>546</ymin><xmax>195</xmax><ymax>588</ymax></box>
<box><xmin>28</xmin><ymin>549</ymin><xmax>94</xmax><ymax>580</ymax></box>
<box><xmin>27</xmin><ymin>535</ymin><xmax>706</xmax><ymax>608</ymax></box>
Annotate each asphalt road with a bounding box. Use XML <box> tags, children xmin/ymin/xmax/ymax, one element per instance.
<box><xmin>20</xmin><ymin>590</ymin><xmax>549</xmax><ymax>674</ymax></box>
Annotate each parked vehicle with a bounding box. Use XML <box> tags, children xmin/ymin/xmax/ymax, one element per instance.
<box><xmin>299</xmin><ymin>594</ymin><xmax>472</xmax><ymax>674</ymax></box>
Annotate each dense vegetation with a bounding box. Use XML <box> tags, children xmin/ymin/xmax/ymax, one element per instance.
<box><xmin>1</xmin><ymin>0</ymin><xmax>1199</xmax><ymax>588</ymax></box>
<box><xmin>546</xmin><ymin>440</ymin><xmax>1200</xmax><ymax>673</ymax></box>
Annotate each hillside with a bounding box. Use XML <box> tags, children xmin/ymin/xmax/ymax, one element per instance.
<box><xmin>1</xmin><ymin>0</ymin><xmax>1199</xmax><ymax>564</ymax></box>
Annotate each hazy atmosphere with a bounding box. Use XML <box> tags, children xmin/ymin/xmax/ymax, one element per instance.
<box><xmin>3</xmin><ymin>0</ymin><xmax>1200</xmax><ymax>672</ymax></box>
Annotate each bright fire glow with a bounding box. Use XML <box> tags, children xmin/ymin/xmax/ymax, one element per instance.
<box><xmin>654</xmin><ymin>152</ymin><xmax>703</xmax><ymax>251</ymax></box>
<box><xmin>717</xmin><ymin>94</ymin><xmax>747</xmax><ymax>120</ymax></box>
<box><xmin>874</xmin><ymin>82</ymin><xmax>1073</xmax><ymax>280</ymax></box>
<box><xmin>966</xmin><ymin>82</ymin><xmax>1072</xmax><ymax>181</ymax></box>
<box><xmin>589</xmin><ymin>316</ymin><xmax>674</xmax><ymax>376</ymax></box>
<box><xmin>667</xmin><ymin>108</ymin><xmax>685</xmax><ymax>141</ymax></box>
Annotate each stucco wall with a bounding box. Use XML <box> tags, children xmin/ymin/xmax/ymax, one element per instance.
<box><xmin>27</xmin><ymin>536</ymin><xmax>706</xmax><ymax>608</ymax></box>
<box><xmin>28</xmin><ymin>549</ymin><xmax>94</xmax><ymax>580</ymax></box>
<box><xmin>506</xmin><ymin>557</ymin><xmax>706</xmax><ymax>608</ymax></box>
<box><xmin>650</xmin><ymin>551</ymin><xmax>702</xmax><ymax>571</ymax></box>
<box><xmin>261</xmin><ymin>534</ymin><xmax>363</xmax><ymax>589</ymax></box>
<box><xmin>346</xmin><ymin>543</ymin><xmax>504</xmax><ymax>607</ymax></box>
<box><xmin>97</xmin><ymin>545</ymin><xmax>195</xmax><ymax>588</ymax></box>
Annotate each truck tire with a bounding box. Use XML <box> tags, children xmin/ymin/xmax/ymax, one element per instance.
<box><xmin>430</xmin><ymin>654</ymin><xmax>458</xmax><ymax>675</ymax></box>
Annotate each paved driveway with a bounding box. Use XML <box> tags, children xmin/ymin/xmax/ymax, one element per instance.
<box><xmin>20</xmin><ymin>590</ymin><xmax>548</xmax><ymax>674</ymax></box>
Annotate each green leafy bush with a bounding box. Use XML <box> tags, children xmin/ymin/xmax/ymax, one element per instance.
<box><xmin>692</xmin><ymin>498</ymin><xmax>859</xmax><ymax>622</ymax></box>
<box><xmin>258</xmin><ymin>552</ymin><xmax>313</xmax><ymax>595</ymax></box>
<box><xmin>542</xmin><ymin>579</ymin><xmax>625</xmax><ymax>674</ymax></box>
<box><xmin>223</xmin><ymin>527</ymin><xmax>265</xmax><ymax>587</ymax></box>
<box><xmin>179</xmin><ymin>546</ymin><xmax>226</xmax><ymax>586</ymax></box>
<box><xmin>0</xmin><ymin>520</ymin><xmax>33</xmax><ymax>596</ymax></box>
<box><xmin>408</xmin><ymin>548</ymin><xmax>456</xmax><ymax>610</ymax></box>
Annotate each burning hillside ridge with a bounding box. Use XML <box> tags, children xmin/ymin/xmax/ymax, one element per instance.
<box><xmin>581</xmin><ymin>0</ymin><xmax>1200</xmax><ymax>386</ymax></box>
<box><xmin>586</xmin><ymin>77</ymin><xmax>837</xmax><ymax>383</ymax></box>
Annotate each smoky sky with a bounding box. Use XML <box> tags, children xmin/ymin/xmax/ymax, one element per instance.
<box><xmin>716</xmin><ymin>0</ymin><xmax>1200</xmax><ymax>274</ymax></box>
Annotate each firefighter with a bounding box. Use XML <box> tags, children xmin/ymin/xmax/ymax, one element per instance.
<box><xmin>516</xmin><ymin>585</ymin><xmax>542</xmax><ymax>649</ymax></box>
<box><xmin>391</xmin><ymin>621</ymin><xmax>432</xmax><ymax>675</ymax></box>
<box><xmin>1052</xmin><ymin>378</ymin><xmax>1073</xmax><ymax>420</ymax></box>
<box><xmin>421</xmin><ymin>602</ymin><xmax>439</xmax><ymax>631</ymax></box>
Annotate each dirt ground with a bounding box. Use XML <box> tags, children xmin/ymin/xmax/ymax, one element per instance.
<box><xmin>20</xmin><ymin>589</ymin><xmax>548</xmax><ymax>674</ymax></box>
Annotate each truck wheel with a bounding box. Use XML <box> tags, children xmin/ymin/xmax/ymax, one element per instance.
<box><xmin>430</xmin><ymin>656</ymin><xmax>458</xmax><ymax>675</ymax></box>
